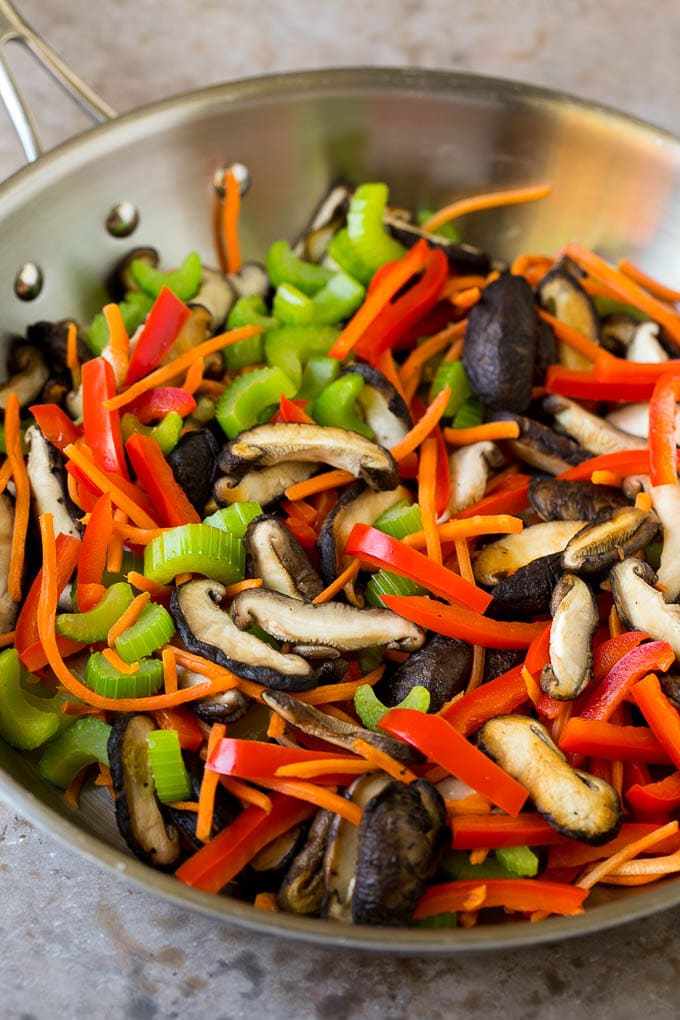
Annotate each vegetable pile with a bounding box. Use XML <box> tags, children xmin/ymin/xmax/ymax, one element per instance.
<box><xmin>3</xmin><ymin>170</ymin><xmax>680</xmax><ymax>930</ymax></box>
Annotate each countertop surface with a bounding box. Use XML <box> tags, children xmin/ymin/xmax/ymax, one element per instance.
<box><xmin>2</xmin><ymin>2</ymin><xmax>680</xmax><ymax>1017</ymax></box>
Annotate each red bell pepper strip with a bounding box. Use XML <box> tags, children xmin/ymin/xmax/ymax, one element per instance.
<box><xmin>175</xmin><ymin>795</ymin><xmax>315</xmax><ymax>894</ymax></box>
<box><xmin>125</xmin><ymin>432</ymin><xmax>200</xmax><ymax>527</ymax></box>
<box><xmin>151</xmin><ymin>707</ymin><xmax>204</xmax><ymax>752</ymax></box>
<box><xmin>344</xmin><ymin>524</ymin><xmax>491</xmax><ymax>614</ymax></box>
<box><xmin>126</xmin><ymin>386</ymin><xmax>197</xmax><ymax>425</ymax></box>
<box><xmin>649</xmin><ymin>373</ymin><xmax>680</xmax><ymax>486</ymax></box>
<box><xmin>625</xmin><ymin>770</ymin><xmax>680</xmax><ymax>814</ymax></box>
<box><xmin>28</xmin><ymin>404</ymin><xmax>81</xmax><ymax>453</ymax></box>
<box><xmin>283</xmin><ymin>515</ymin><xmax>318</xmax><ymax>549</ymax></box>
<box><xmin>632</xmin><ymin>673</ymin><xmax>680</xmax><ymax>772</ymax></box>
<box><xmin>124</xmin><ymin>286</ymin><xmax>191</xmax><ymax>385</ymax></box>
<box><xmin>413</xmin><ymin>878</ymin><xmax>587</xmax><ymax>920</ymax></box>
<box><xmin>81</xmin><ymin>357</ymin><xmax>129</xmax><ymax>479</ymax></box>
<box><xmin>524</xmin><ymin>622</ymin><xmax>551</xmax><ymax>676</ymax></box>
<box><xmin>277</xmin><ymin>394</ymin><xmax>315</xmax><ymax>425</ymax></box>
<box><xmin>547</xmin><ymin>822</ymin><xmax>680</xmax><ymax>869</ymax></box>
<box><xmin>451</xmin><ymin>812</ymin><xmax>569</xmax><ymax>849</ymax></box>
<box><xmin>558</xmin><ymin>718</ymin><xmax>671</xmax><ymax>764</ymax></box>
<box><xmin>546</xmin><ymin>365</ymin><xmax>657</xmax><ymax>402</ymax></box>
<box><xmin>354</xmin><ymin>247</ymin><xmax>449</xmax><ymax>362</ymax></box>
<box><xmin>14</xmin><ymin>533</ymin><xmax>82</xmax><ymax>671</ymax></box>
<box><xmin>557</xmin><ymin>449</ymin><xmax>678</xmax><ymax>483</ymax></box>
<box><xmin>382</xmin><ymin>595</ymin><xmax>546</xmax><ymax>650</ymax></box>
<box><xmin>623</xmin><ymin>759</ymin><xmax>652</xmax><ymax>792</ymax></box>
<box><xmin>593</xmin><ymin>353</ymin><xmax>680</xmax><ymax>384</ymax></box>
<box><xmin>579</xmin><ymin>641</ymin><xmax>674</xmax><ymax>722</ymax></box>
<box><xmin>378</xmin><ymin>708</ymin><xmax>529</xmax><ymax>816</ymax></box>
<box><xmin>593</xmin><ymin>631</ymin><xmax>649</xmax><ymax>682</ymax></box>
<box><xmin>454</xmin><ymin>476</ymin><xmax>531</xmax><ymax>519</ymax></box>
<box><xmin>77</xmin><ymin>492</ymin><xmax>114</xmax><ymax>611</ymax></box>
<box><xmin>440</xmin><ymin>664</ymin><xmax>528</xmax><ymax>735</ymax></box>
<box><xmin>208</xmin><ymin>738</ymin><xmax>359</xmax><ymax>778</ymax></box>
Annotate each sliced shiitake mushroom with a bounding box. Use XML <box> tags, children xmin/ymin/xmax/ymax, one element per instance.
<box><xmin>487</xmin><ymin>553</ymin><xmax>564</xmax><ymax>620</ymax></box>
<box><xmin>447</xmin><ymin>441</ymin><xmax>503</xmax><ymax>516</ymax></box>
<box><xmin>484</xmin><ymin>648</ymin><xmax>524</xmax><ymax>684</ymax></box>
<box><xmin>650</xmin><ymin>484</ymin><xmax>680</xmax><ymax>601</ymax></box>
<box><xmin>214</xmin><ymin>460</ymin><xmax>316</xmax><ymax>508</ymax></box>
<box><xmin>0</xmin><ymin>344</ymin><xmax>49</xmax><ymax>410</ymax></box>
<box><xmin>536</xmin><ymin>261</ymin><xmax>599</xmax><ymax>371</ymax></box>
<box><xmin>278</xmin><ymin>810</ymin><xmax>333</xmax><ymax>915</ymax></box>
<box><xmin>293</xmin><ymin>183</ymin><xmax>352</xmax><ymax>262</ymax></box>
<box><xmin>218</xmin><ymin>423</ymin><xmax>399</xmax><ymax>491</ymax></box>
<box><xmin>228</xmin><ymin>262</ymin><xmax>271</xmax><ymax>300</ymax></box>
<box><xmin>383</xmin><ymin>212</ymin><xmax>493</xmax><ymax>275</ymax></box>
<box><xmin>177</xmin><ymin>663</ymin><xmax>250</xmax><ymax>723</ymax></box>
<box><xmin>529</xmin><ymin>478</ymin><xmax>630</xmax><ymax>522</ymax></box>
<box><xmin>477</xmin><ymin>715</ymin><xmax>621</xmax><ymax>844</ymax></box>
<box><xmin>378</xmin><ymin>634</ymin><xmax>472</xmax><ymax>713</ymax></box>
<box><xmin>543</xmin><ymin>394</ymin><xmax>647</xmax><ymax>456</ymax></box>
<box><xmin>627</xmin><ymin>321</ymin><xmax>668</xmax><ymax>363</ymax></box>
<box><xmin>0</xmin><ymin>494</ymin><xmax>18</xmax><ymax>632</ymax></box>
<box><xmin>473</xmin><ymin>521</ymin><xmax>586</xmax><ymax>587</ymax></box>
<box><xmin>490</xmin><ymin>412</ymin><xmax>590</xmax><ymax>475</ymax></box>
<box><xmin>189</xmin><ymin>267</ymin><xmax>236</xmax><ymax>332</ymax></box>
<box><xmin>167</xmin><ymin>429</ymin><xmax>219</xmax><ymax>515</ymax></box>
<box><xmin>561</xmin><ymin>506</ymin><xmax>659</xmax><ymax>574</ymax></box>
<box><xmin>337</xmin><ymin>364</ymin><xmax>411</xmax><ymax>449</ymax></box>
<box><xmin>245</xmin><ymin>514</ymin><xmax>324</xmax><ymax>601</ymax></box>
<box><xmin>25</xmin><ymin>426</ymin><xmax>80</xmax><ymax>539</ymax></box>
<box><xmin>108</xmin><ymin>714</ymin><xmax>181</xmax><ymax>868</ymax></box>
<box><xmin>540</xmin><ymin>575</ymin><xmax>598</xmax><ymax>700</ymax></box>
<box><xmin>230</xmin><ymin>588</ymin><xmax>425</xmax><ymax>653</ymax></box>
<box><xmin>610</xmin><ymin>558</ymin><xmax>680</xmax><ymax>659</ymax></box>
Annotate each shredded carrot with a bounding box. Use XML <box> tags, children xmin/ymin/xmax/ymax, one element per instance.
<box><xmin>443</xmin><ymin>421</ymin><xmax>520</xmax><ymax>446</ymax></box>
<box><xmin>284</xmin><ymin>469</ymin><xmax>354</xmax><ymax>502</ymax></box>
<box><xmin>295</xmin><ymin>665</ymin><xmax>385</xmax><ymax>705</ymax></box>
<box><xmin>267</xmin><ymin>710</ymin><xmax>286</xmax><ymax>739</ymax></box>
<box><xmin>254</xmin><ymin>892</ymin><xmax>280</xmax><ymax>912</ymax></box>
<box><xmin>390</xmin><ymin>386</ymin><xmax>451</xmax><ymax>463</ymax></box>
<box><xmin>103</xmin><ymin>326</ymin><xmax>261</xmax><ymax>412</ymax></box>
<box><xmin>223</xmin><ymin>578</ymin><xmax>263</xmax><ymax>599</ymax></box>
<box><xmin>635</xmin><ymin>491</ymin><xmax>653</xmax><ymax>513</ymax></box>
<box><xmin>197</xmin><ymin>378</ymin><xmax>228</xmax><ymax>396</ymax></box>
<box><xmin>443</xmin><ymin>336</ymin><xmax>465</xmax><ymax>362</ymax></box>
<box><xmin>399</xmin><ymin>323</ymin><xmax>466</xmax><ymax>403</ymax></box>
<box><xmin>101</xmin><ymin>648</ymin><xmax>139</xmax><ymax>674</ymax></box>
<box><xmin>469</xmin><ymin>848</ymin><xmax>490</xmax><ymax>866</ymax></box>
<box><xmin>606</xmin><ymin>850</ymin><xmax>680</xmax><ymax>877</ymax></box>
<box><xmin>5</xmin><ymin>392</ymin><xmax>30</xmax><ymax>602</ymax></box>
<box><xmin>64</xmin><ymin>765</ymin><xmax>89</xmax><ymax>810</ymax></box>
<box><xmin>454</xmin><ymin>538</ymin><xmax>474</xmax><ymax>584</ymax></box>
<box><xmin>441</xmin><ymin>275</ymin><xmax>488</xmax><ymax>298</ymax></box>
<box><xmin>222</xmin><ymin>168</ymin><xmax>242</xmax><ymax>275</ymax></box>
<box><xmin>510</xmin><ymin>253</ymin><xmax>553</xmax><ymax>277</ymax></box>
<box><xmin>591</xmin><ymin>470</ymin><xmax>622</xmax><ymax>487</ymax></box>
<box><xmin>421</xmin><ymin>183</ymin><xmax>551</xmax><ymax>233</ymax></box>
<box><xmin>167</xmin><ymin>800</ymin><xmax>200</xmax><ymax>812</ymax></box>
<box><xmin>445</xmin><ymin>793</ymin><xmax>493</xmax><ymax>817</ymax></box>
<box><xmin>376</xmin><ymin>349</ymin><xmax>410</xmax><ymax>406</ymax></box>
<box><xmin>94</xmin><ymin>763</ymin><xmax>115</xmax><ymax>799</ymax></box>
<box><xmin>404</xmin><ymin>514</ymin><xmax>523</xmax><ymax>550</ymax></box>
<box><xmin>576</xmin><ymin>820</ymin><xmax>679</xmax><ymax>890</ymax></box>
<box><xmin>537</xmin><ymin>309</ymin><xmax>605</xmax><ymax>363</ymax></box>
<box><xmin>418</xmin><ymin>437</ymin><xmax>442</xmax><ymax>566</ymax></box>
<box><xmin>351</xmin><ymin>737</ymin><xmax>418</xmax><ymax>784</ymax></box>
<box><xmin>126</xmin><ymin>571</ymin><xmax>173</xmax><ymax>600</ymax></box>
<box><xmin>196</xmin><ymin>723</ymin><xmax>227</xmax><ymax>842</ymax></box>
<box><xmin>451</xmin><ymin>286</ymin><xmax>481</xmax><ymax>311</ymax></box>
<box><xmin>0</xmin><ymin>458</ymin><xmax>13</xmax><ymax>496</ymax></box>
<box><xmin>183</xmin><ymin>356</ymin><xmax>205</xmax><ymax>396</ymax></box>
<box><xmin>162</xmin><ymin>647</ymin><xmax>178</xmax><ymax>695</ymax></box>
<box><xmin>0</xmin><ymin>630</ymin><xmax>15</xmax><ymax>648</ymax></box>
<box><xmin>321</xmin><ymin>704</ymin><xmax>358</xmax><ymax>725</ymax></box>
<box><xmin>106</xmin><ymin>509</ymin><xmax>127</xmax><ymax>574</ymax></box>
<box><xmin>551</xmin><ymin>700</ymin><xmax>574</xmax><ymax>743</ymax></box>
<box><xmin>312</xmin><ymin>559</ymin><xmax>361</xmax><ymax>604</ymax></box>
<box><xmin>275</xmin><ymin>758</ymin><xmax>370</xmax><ymax>779</ymax></box>
<box><xmin>107</xmin><ymin>591</ymin><xmax>151</xmax><ymax>647</ymax></box>
<box><xmin>103</xmin><ymin>303</ymin><xmax>130</xmax><ymax>384</ymax></box>
<box><xmin>467</xmin><ymin>645</ymin><xmax>486</xmax><ymax>694</ymax></box>
<box><xmin>608</xmin><ymin>605</ymin><xmax>623</xmax><ymax>639</ymax></box>
<box><xmin>617</xmin><ymin>258</ymin><xmax>680</xmax><ymax>304</ymax></box>
<box><xmin>281</xmin><ymin>497</ymin><xmax>317</xmax><ymax>525</ymax></box>
<box><xmin>64</xmin><ymin>443</ymin><xmax>158</xmax><ymax>529</ymax></box>
<box><xmin>522</xmin><ymin>665</ymin><xmax>542</xmax><ymax>708</ymax></box>
<box><xmin>219</xmin><ymin>774</ymin><xmax>274</xmax><ymax>814</ymax></box>
<box><xmin>252</xmin><ymin>777</ymin><xmax>363</xmax><ymax>826</ymax></box>
<box><xmin>175</xmin><ymin>572</ymin><xmax>193</xmax><ymax>587</ymax></box>
<box><xmin>65</xmin><ymin>321</ymin><xmax>81</xmax><ymax>388</ymax></box>
<box><xmin>595</xmin><ymin>873</ymin><xmax>672</xmax><ymax>886</ymax></box>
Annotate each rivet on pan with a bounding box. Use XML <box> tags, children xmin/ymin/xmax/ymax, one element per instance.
<box><xmin>213</xmin><ymin>161</ymin><xmax>250</xmax><ymax>199</ymax></box>
<box><xmin>106</xmin><ymin>200</ymin><xmax>140</xmax><ymax>237</ymax></box>
<box><xmin>14</xmin><ymin>262</ymin><xmax>43</xmax><ymax>301</ymax></box>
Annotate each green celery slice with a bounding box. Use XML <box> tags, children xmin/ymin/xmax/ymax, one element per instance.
<box><xmin>430</xmin><ymin>360</ymin><xmax>473</xmax><ymax>417</ymax></box>
<box><xmin>86</xmin><ymin>291</ymin><xmax>153</xmax><ymax>355</ymax></box>
<box><xmin>143</xmin><ymin>523</ymin><xmax>245</xmax><ymax>586</ymax></box>
<box><xmin>147</xmin><ymin>729</ymin><xmax>192</xmax><ymax>803</ymax></box>
<box><xmin>365</xmin><ymin>569</ymin><xmax>425</xmax><ymax>608</ymax></box>
<box><xmin>39</xmin><ymin>717</ymin><xmax>111</xmax><ymax>788</ymax></box>
<box><xmin>345</xmin><ymin>183</ymin><xmax>406</xmax><ymax>281</ymax></box>
<box><xmin>0</xmin><ymin>648</ymin><xmax>61</xmax><ymax>750</ymax></box>
<box><xmin>114</xmin><ymin>602</ymin><xmax>176</xmax><ymax>663</ymax></box>
<box><xmin>297</xmin><ymin>357</ymin><xmax>340</xmax><ymax>400</ymax></box>
<box><xmin>129</xmin><ymin>251</ymin><xmax>202</xmax><ymax>301</ymax></box>
<box><xmin>203</xmin><ymin>501</ymin><xmax>263</xmax><ymax>538</ymax></box>
<box><xmin>120</xmin><ymin>411</ymin><xmax>184</xmax><ymax>456</ymax></box>
<box><xmin>451</xmin><ymin>396</ymin><xmax>484</xmax><ymax>430</ymax></box>
<box><xmin>372</xmin><ymin>500</ymin><xmax>422</xmax><ymax>539</ymax></box>
<box><xmin>56</xmin><ymin>582</ymin><xmax>135</xmax><ymax>643</ymax></box>
<box><xmin>265</xmin><ymin>239</ymin><xmax>335</xmax><ymax>295</ymax></box>
<box><xmin>311</xmin><ymin>373</ymin><xmax>373</xmax><ymax>438</ymax></box>
<box><xmin>215</xmin><ymin>365</ymin><xmax>297</xmax><ymax>439</ymax></box>
<box><xmin>84</xmin><ymin>652</ymin><xmax>164</xmax><ymax>698</ymax></box>
<box><xmin>264</xmin><ymin>324</ymin><xmax>340</xmax><ymax>390</ymax></box>
<box><xmin>495</xmin><ymin>845</ymin><xmax>540</xmax><ymax>878</ymax></box>
<box><xmin>354</xmin><ymin>683</ymin><xmax>430</xmax><ymax>732</ymax></box>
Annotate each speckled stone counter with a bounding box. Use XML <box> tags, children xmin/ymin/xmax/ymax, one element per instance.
<box><xmin>3</xmin><ymin>3</ymin><xmax>680</xmax><ymax>1018</ymax></box>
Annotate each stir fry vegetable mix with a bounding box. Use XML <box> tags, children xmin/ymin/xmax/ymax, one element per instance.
<box><xmin>5</xmin><ymin>174</ymin><xmax>680</xmax><ymax>930</ymax></box>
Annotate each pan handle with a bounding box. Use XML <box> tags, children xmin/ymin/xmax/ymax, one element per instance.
<box><xmin>0</xmin><ymin>0</ymin><xmax>116</xmax><ymax>163</ymax></box>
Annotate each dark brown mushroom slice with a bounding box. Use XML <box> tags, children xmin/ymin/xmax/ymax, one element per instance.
<box><xmin>166</xmin><ymin>753</ymin><xmax>239</xmax><ymax>848</ymax></box>
<box><xmin>462</xmin><ymin>273</ymin><xmax>540</xmax><ymax>412</ymax></box>
<box><xmin>26</xmin><ymin>320</ymin><xmax>90</xmax><ymax>373</ymax></box>
<box><xmin>379</xmin><ymin>634</ymin><xmax>472</xmax><ymax>713</ymax></box>
<box><xmin>529</xmin><ymin>478</ymin><xmax>630</xmax><ymax>522</ymax></box>
<box><xmin>25</xmin><ymin>426</ymin><xmax>81</xmax><ymax>540</ymax></box>
<box><xmin>107</xmin><ymin>246</ymin><xmax>159</xmax><ymax>300</ymax></box>
<box><xmin>490</xmin><ymin>411</ymin><xmax>590</xmax><ymax>475</ymax></box>
<box><xmin>561</xmin><ymin>506</ymin><xmax>659</xmax><ymax>574</ymax></box>
<box><xmin>477</xmin><ymin>715</ymin><xmax>621</xmax><ymax>845</ymax></box>
<box><xmin>317</xmin><ymin>481</ymin><xmax>412</xmax><ymax>606</ymax></box>
<box><xmin>660</xmin><ymin>675</ymin><xmax>680</xmax><ymax>710</ymax></box>
<box><xmin>189</xmin><ymin>267</ymin><xmax>237</xmax><ymax>333</ymax></box>
<box><xmin>261</xmin><ymin>690</ymin><xmax>421</xmax><ymax>764</ymax></box>
<box><xmin>600</xmin><ymin>312</ymin><xmax>638</xmax><ymax>355</ymax></box>
<box><xmin>293</xmin><ymin>182</ymin><xmax>352</xmax><ymax>262</ymax></box>
<box><xmin>323</xmin><ymin>776</ymin><xmax>446</xmax><ymax>925</ymax></box>
<box><xmin>278</xmin><ymin>810</ymin><xmax>333</xmax><ymax>915</ymax></box>
<box><xmin>383</xmin><ymin>212</ymin><xmax>493</xmax><ymax>275</ymax></box>
<box><xmin>533</xmin><ymin>317</ymin><xmax>558</xmax><ymax>383</ymax></box>
<box><xmin>0</xmin><ymin>344</ymin><xmax>49</xmax><ymax>410</ymax></box>
<box><xmin>214</xmin><ymin>460</ymin><xmax>316</xmax><ymax>508</ymax></box>
<box><xmin>487</xmin><ymin>553</ymin><xmax>564</xmax><ymax>620</ymax></box>
<box><xmin>108</xmin><ymin>714</ymin><xmax>181</xmax><ymax>868</ymax></box>
<box><xmin>544</xmin><ymin>394</ymin><xmax>647</xmax><ymax>456</ymax></box>
<box><xmin>483</xmin><ymin>648</ymin><xmax>524</xmax><ymax>684</ymax></box>
<box><xmin>0</xmin><ymin>494</ymin><xmax>18</xmax><ymax>632</ymax></box>
<box><xmin>228</xmin><ymin>261</ymin><xmax>270</xmax><ymax>300</ymax></box>
<box><xmin>338</xmin><ymin>363</ymin><xmax>411</xmax><ymax>449</ymax></box>
<box><xmin>245</xmin><ymin>514</ymin><xmax>324</xmax><ymax>601</ymax></box>
<box><xmin>536</xmin><ymin>260</ymin><xmax>600</xmax><ymax>370</ymax></box>
<box><xmin>250</xmin><ymin>825</ymin><xmax>306</xmax><ymax>876</ymax></box>
<box><xmin>170</xmin><ymin>579</ymin><xmax>325</xmax><ymax>691</ymax></box>
<box><xmin>167</xmin><ymin>429</ymin><xmax>219</xmax><ymax>515</ymax></box>
<box><xmin>540</xmin><ymin>575</ymin><xmax>598</xmax><ymax>701</ymax></box>
<box><xmin>218</xmin><ymin>423</ymin><xmax>400</xmax><ymax>492</ymax></box>
<box><xmin>610</xmin><ymin>558</ymin><xmax>680</xmax><ymax>659</ymax></box>
<box><xmin>177</xmin><ymin>663</ymin><xmax>251</xmax><ymax>723</ymax></box>
<box><xmin>230</xmin><ymin>588</ymin><xmax>425</xmax><ymax>653</ymax></box>
<box><xmin>473</xmin><ymin>521</ymin><xmax>586</xmax><ymax>587</ymax></box>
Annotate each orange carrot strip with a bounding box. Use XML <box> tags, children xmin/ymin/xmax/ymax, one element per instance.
<box><xmin>419</xmin><ymin>437</ymin><xmax>442</xmax><ymax>565</ymax></box>
<box><xmin>596</xmin><ymin>873</ymin><xmax>673</xmax><ymax>886</ymax></box>
<box><xmin>403</xmin><ymin>514</ymin><xmax>523</xmax><ymax>550</ymax></box>
<box><xmin>295</xmin><ymin>665</ymin><xmax>385</xmax><ymax>705</ymax></box>
<box><xmin>576</xmin><ymin>820</ymin><xmax>679</xmax><ymax>890</ymax></box>
<box><xmin>443</xmin><ymin>421</ymin><xmax>520</xmax><ymax>446</ymax></box>
<box><xmin>106</xmin><ymin>509</ymin><xmax>127</xmax><ymax>574</ymax></box>
<box><xmin>537</xmin><ymin>308</ymin><xmax>606</xmax><ymax>363</ymax></box>
<box><xmin>253</xmin><ymin>777</ymin><xmax>362</xmax><ymax>826</ymax></box>
<box><xmin>399</xmin><ymin>323</ymin><xmax>466</xmax><ymax>402</ymax></box>
<box><xmin>565</xmin><ymin>243</ymin><xmax>680</xmax><ymax>349</ymax></box>
<box><xmin>389</xmin><ymin>386</ymin><xmax>451</xmax><ymax>463</ymax></box>
<box><xmin>101</xmin><ymin>648</ymin><xmax>139</xmax><ymax>674</ymax></box>
<box><xmin>510</xmin><ymin>253</ymin><xmax>553</xmax><ymax>277</ymax></box>
<box><xmin>421</xmin><ymin>184</ymin><xmax>551</xmax><ymax>233</ymax></box>
<box><xmin>443</xmin><ymin>336</ymin><xmax>465</xmax><ymax>362</ymax></box>
<box><xmin>183</xmin><ymin>356</ymin><xmax>205</xmax><ymax>396</ymax></box>
<box><xmin>106</xmin><ymin>591</ymin><xmax>150</xmax><ymax>647</ymax></box>
<box><xmin>454</xmin><ymin>538</ymin><xmax>474</xmax><ymax>584</ymax></box>
<box><xmin>197</xmin><ymin>378</ymin><xmax>228</xmax><ymax>396</ymax></box>
<box><xmin>618</xmin><ymin>258</ymin><xmax>680</xmax><ymax>303</ymax></box>
<box><xmin>267</xmin><ymin>710</ymin><xmax>286</xmax><ymax>739</ymax></box>
<box><xmin>522</xmin><ymin>665</ymin><xmax>543</xmax><ymax>708</ymax></box>
<box><xmin>0</xmin><ymin>630</ymin><xmax>15</xmax><ymax>649</ymax></box>
<box><xmin>445</xmin><ymin>793</ymin><xmax>493</xmax><ymax>817</ymax></box>
<box><xmin>608</xmin><ymin>605</ymin><xmax>623</xmax><ymax>639</ymax></box>
<box><xmin>467</xmin><ymin>645</ymin><xmax>485</xmax><ymax>694</ymax></box>
<box><xmin>253</xmin><ymin>892</ymin><xmax>280</xmax><ymax>912</ymax></box>
<box><xmin>66</xmin><ymin>321</ymin><xmax>81</xmax><ymax>388</ymax></box>
<box><xmin>224</xmin><ymin>578</ymin><xmax>263</xmax><ymax>598</ymax></box>
<box><xmin>64</xmin><ymin>443</ymin><xmax>158</xmax><ymax>529</ymax></box>
<box><xmin>312</xmin><ymin>559</ymin><xmax>361</xmax><ymax>604</ymax></box>
<box><xmin>606</xmin><ymin>850</ymin><xmax>680</xmax><ymax>877</ymax></box>
<box><xmin>592</xmin><ymin>470</ymin><xmax>622</xmax><ymax>487</ymax></box>
<box><xmin>451</xmin><ymin>286</ymin><xmax>481</xmax><ymax>311</ymax></box>
<box><xmin>167</xmin><ymin>800</ymin><xmax>200</xmax><ymax>812</ymax></box>
<box><xmin>0</xmin><ymin>458</ymin><xmax>13</xmax><ymax>495</ymax></box>
<box><xmin>222</xmin><ymin>168</ymin><xmax>242</xmax><ymax>275</ymax></box>
<box><xmin>376</xmin><ymin>349</ymin><xmax>410</xmax><ymax>406</ymax></box>
<box><xmin>110</xmin><ymin>522</ymin><xmax>168</xmax><ymax>545</ymax></box>
<box><xmin>441</xmin><ymin>275</ymin><xmax>488</xmax><ymax>298</ymax></box>
<box><xmin>64</xmin><ymin>765</ymin><xmax>89</xmax><ymax>810</ymax></box>
<box><xmin>284</xmin><ymin>469</ymin><xmax>355</xmax><ymax>502</ymax></box>
<box><xmin>103</xmin><ymin>303</ymin><xmax>130</xmax><ymax>384</ymax></box>
<box><xmin>196</xmin><ymin>723</ymin><xmax>227</xmax><ymax>842</ymax></box>
<box><xmin>5</xmin><ymin>392</ymin><xmax>30</xmax><ymax>602</ymax></box>
<box><xmin>219</xmin><ymin>774</ymin><xmax>273</xmax><ymax>814</ymax></box>
<box><xmin>103</xmin><ymin>326</ymin><xmax>261</xmax><ymax>412</ymax></box>
<box><xmin>351</xmin><ymin>737</ymin><xmax>418</xmax><ymax>784</ymax></box>
<box><xmin>635</xmin><ymin>491</ymin><xmax>653</xmax><ymax>513</ymax></box>
<box><xmin>127</xmin><ymin>571</ymin><xmax>173</xmax><ymax>600</ymax></box>
<box><xmin>275</xmin><ymin>758</ymin><xmax>370</xmax><ymax>779</ymax></box>
<box><xmin>162</xmin><ymin>647</ymin><xmax>178</xmax><ymax>695</ymax></box>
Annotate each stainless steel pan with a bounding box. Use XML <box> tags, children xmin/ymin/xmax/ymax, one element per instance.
<box><xmin>1</xmin><ymin>0</ymin><xmax>680</xmax><ymax>953</ymax></box>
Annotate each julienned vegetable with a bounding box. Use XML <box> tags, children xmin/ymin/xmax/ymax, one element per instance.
<box><xmin>4</xmin><ymin>172</ymin><xmax>680</xmax><ymax>934</ymax></box>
